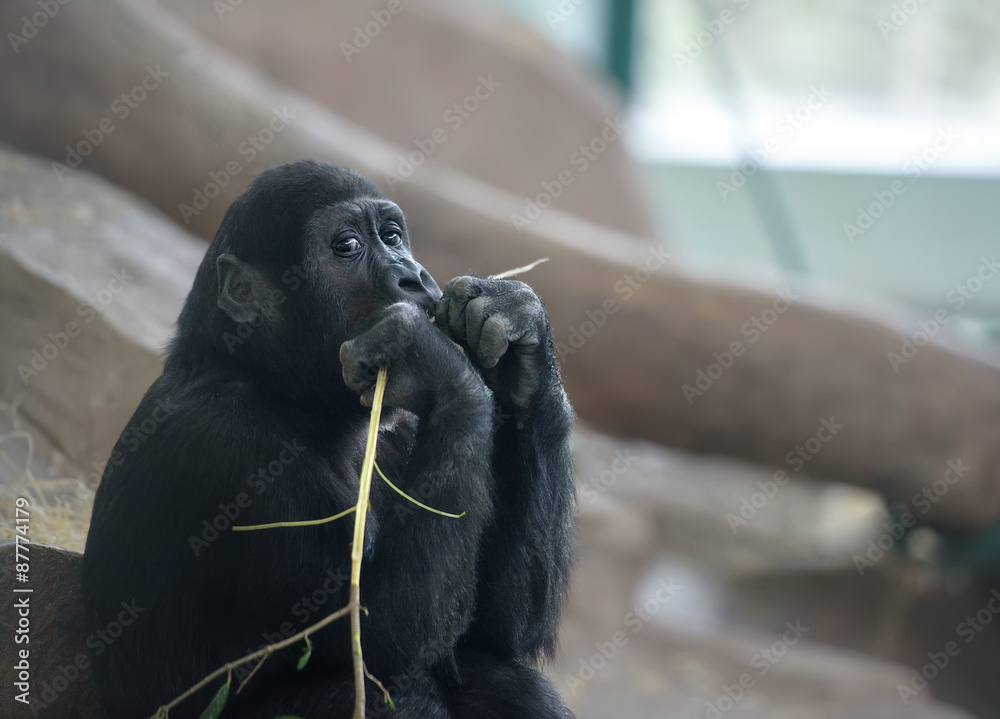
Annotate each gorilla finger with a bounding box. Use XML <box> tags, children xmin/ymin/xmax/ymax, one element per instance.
<box><xmin>339</xmin><ymin>342</ymin><xmax>360</xmax><ymax>379</ymax></box>
<box><xmin>477</xmin><ymin>314</ymin><xmax>512</xmax><ymax>368</ymax></box>
<box><xmin>464</xmin><ymin>296</ymin><xmax>492</xmax><ymax>352</ymax></box>
<box><xmin>434</xmin><ymin>294</ymin><xmax>451</xmax><ymax>331</ymax></box>
<box><xmin>509</xmin><ymin>322</ymin><xmax>542</xmax><ymax>350</ymax></box>
<box><xmin>446</xmin><ymin>297</ymin><xmax>467</xmax><ymax>340</ymax></box>
<box><xmin>449</xmin><ymin>276</ymin><xmax>480</xmax><ymax>301</ymax></box>
<box><xmin>340</xmin><ymin>342</ymin><xmax>380</xmax><ymax>394</ymax></box>
<box><xmin>344</xmin><ymin>366</ymin><xmax>376</xmax><ymax>395</ymax></box>
<box><xmin>451</xmin><ymin>277</ymin><xmax>485</xmax><ymax>338</ymax></box>
<box><xmin>441</xmin><ymin>275</ymin><xmax>466</xmax><ymax>295</ymax></box>
<box><xmin>450</xmin><ymin>296</ymin><xmax>484</xmax><ymax>342</ymax></box>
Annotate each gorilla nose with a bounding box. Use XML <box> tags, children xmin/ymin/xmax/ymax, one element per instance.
<box><xmin>397</xmin><ymin>267</ymin><xmax>442</xmax><ymax>316</ymax></box>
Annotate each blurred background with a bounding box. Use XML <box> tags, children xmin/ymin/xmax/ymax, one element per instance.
<box><xmin>2</xmin><ymin>0</ymin><xmax>1000</xmax><ymax>717</ymax></box>
<box><xmin>487</xmin><ymin>0</ymin><xmax>1000</xmax><ymax>323</ymax></box>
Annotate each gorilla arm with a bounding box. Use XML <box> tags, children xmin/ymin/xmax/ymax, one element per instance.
<box><xmin>435</xmin><ymin>278</ymin><xmax>576</xmax><ymax>662</ymax></box>
<box><xmin>340</xmin><ymin>302</ymin><xmax>496</xmax><ymax>676</ymax></box>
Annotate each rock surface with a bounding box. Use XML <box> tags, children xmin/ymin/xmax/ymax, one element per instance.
<box><xmin>160</xmin><ymin>0</ymin><xmax>655</xmax><ymax>239</ymax></box>
<box><xmin>0</xmin><ymin>541</ymin><xmax>105</xmax><ymax>718</ymax></box>
<box><xmin>0</xmin><ymin>147</ymin><xmax>203</xmax><ymax>479</ymax></box>
<box><xmin>556</xmin><ymin>430</ymin><xmax>981</xmax><ymax>719</ymax></box>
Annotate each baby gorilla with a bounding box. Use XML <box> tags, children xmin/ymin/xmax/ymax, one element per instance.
<box><xmin>82</xmin><ymin>160</ymin><xmax>576</xmax><ymax>718</ymax></box>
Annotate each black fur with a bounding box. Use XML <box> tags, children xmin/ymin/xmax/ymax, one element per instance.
<box><xmin>81</xmin><ymin>161</ymin><xmax>576</xmax><ymax>718</ymax></box>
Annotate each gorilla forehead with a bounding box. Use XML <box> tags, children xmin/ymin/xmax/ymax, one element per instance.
<box><xmin>217</xmin><ymin>160</ymin><xmax>384</xmax><ymax>261</ymax></box>
<box><xmin>306</xmin><ymin>197</ymin><xmax>405</xmax><ymax>237</ymax></box>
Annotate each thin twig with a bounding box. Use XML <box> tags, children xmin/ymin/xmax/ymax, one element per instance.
<box><xmin>374</xmin><ymin>461</ymin><xmax>465</xmax><ymax>518</ymax></box>
<box><xmin>235</xmin><ymin>649</ymin><xmax>271</xmax><ymax>695</ymax></box>
<box><xmin>232</xmin><ymin>505</ymin><xmax>356</xmax><ymax>531</ymax></box>
<box><xmin>489</xmin><ymin>257</ymin><xmax>548</xmax><ymax>279</ymax></box>
<box><xmin>150</xmin><ymin>604</ymin><xmax>351</xmax><ymax>718</ymax></box>
<box><xmin>364</xmin><ymin>660</ymin><xmax>394</xmax><ymax>710</ymax></box>
<box><xmin>350</xmin><ymin>367</ymin><xmax>388</xmax><ymax>718</ymax></box>
<box><xmin>155</xmin><ymin>369</ymin><xmax>393</xmax><ymax>718</ymax></box>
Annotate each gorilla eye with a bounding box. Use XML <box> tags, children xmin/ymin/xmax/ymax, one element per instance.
<box><xmin>334</xmin><ymin>237</ymin><xmax>362</xmax><ymax>256</ymax></box>
<box><xmin>381</xmin><ymin>228</ymin><xmax>403</xmax><ymax>246</ymax></box>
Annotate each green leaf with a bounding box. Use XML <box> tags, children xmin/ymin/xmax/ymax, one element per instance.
<box><xmin>198</xmin><ymin>677</ymin><xmax>230</xmax><ymax>719</ymax></box>
<box><xmin>297</xmin><ymin>643</ymin><xmax>312</xmax><ymax>671</ymax></box>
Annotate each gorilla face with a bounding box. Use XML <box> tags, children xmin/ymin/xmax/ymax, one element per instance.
<box><xmin>174</xmin><ymin>161</ymin><xmax>441</xmax><ymax>406</ymax></box>
<box><xmin>300</xmin><ymin>196</ymin><xmax>441</xmax><ymax>340</ymax></box>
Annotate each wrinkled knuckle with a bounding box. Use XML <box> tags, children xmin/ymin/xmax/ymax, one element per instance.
<box><xmin>468</xmin><ymin>294</ymin><xmax>491</xmax><ymax>314</ymax></box>
<box><xmin>453</xmin><ymin>276</ymin><xmax>480</xmax><ymax>298</ymax></box>
<box><xmin>480</xmin><ymin>312</ymin><xmax>506</xmax><ymax>333</ymax></box>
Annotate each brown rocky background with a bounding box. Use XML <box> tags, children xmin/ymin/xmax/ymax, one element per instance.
<box><xmin>1</xmin><ymin>1</ymin><xmax>998</xmax><ymax>717</ymax></box>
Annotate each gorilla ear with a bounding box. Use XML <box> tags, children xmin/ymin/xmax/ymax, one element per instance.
<box><xmin>217</xmin><ymin>253</ymin><xmax>268</xmax><ymax>324</ymax></box>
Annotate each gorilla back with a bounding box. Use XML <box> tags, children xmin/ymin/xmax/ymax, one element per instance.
<box><xmin>82</xmin><ymin>161</ymin><xmax>576</xmax><ymax>718</ymax></box>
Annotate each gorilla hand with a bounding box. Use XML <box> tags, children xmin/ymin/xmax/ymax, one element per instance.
<box><xmin>435</xmin><ymin>277</ymin><xmax>549</xmax><ymax>411</ymax></box>
<box><xmin>340</xmin><ymin>301</ymin><xmax>485</xmax><ymax>416</ymax></box>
